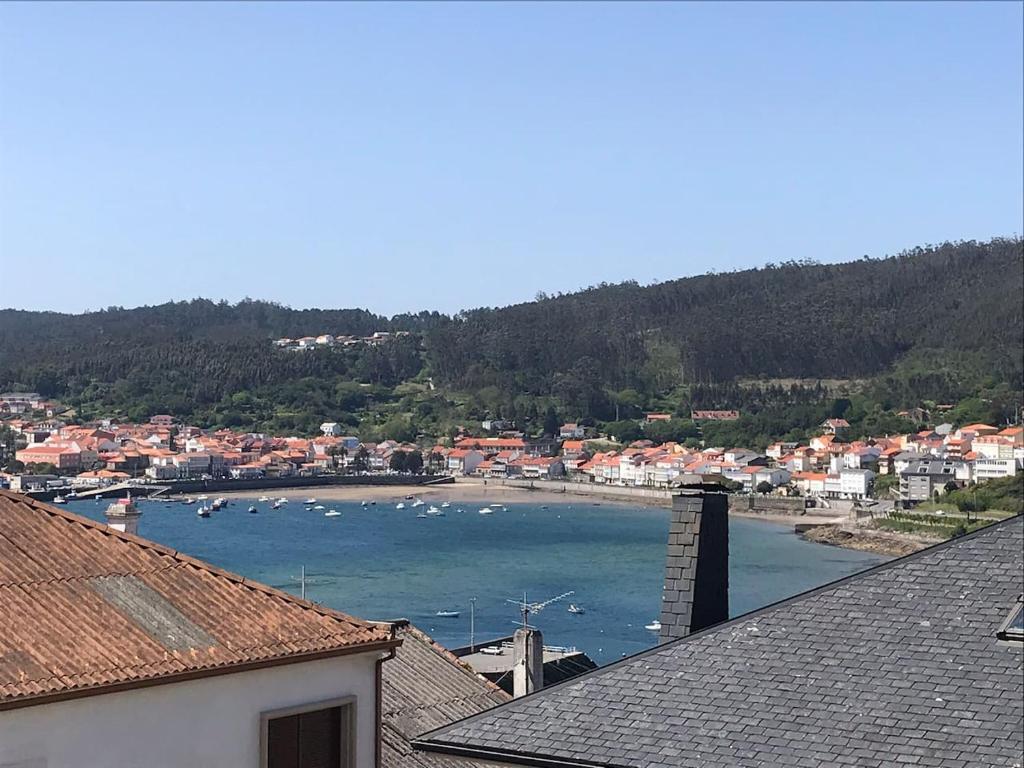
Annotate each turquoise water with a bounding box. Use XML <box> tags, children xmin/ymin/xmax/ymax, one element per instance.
<box><xmin>66</xmin><ymin>497</ymin><xmax>885</xmax><ymax>664</ymax></box>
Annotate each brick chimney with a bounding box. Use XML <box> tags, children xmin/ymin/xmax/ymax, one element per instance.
<box><xmin>658</xmin><ymin>485</ymin><xmax>729</xmax><ymax>643</ymax></box>
<box><xmin>512</xmin><ymin>627</ymin><xmax>544</xmax><ymax>698</ymax></box>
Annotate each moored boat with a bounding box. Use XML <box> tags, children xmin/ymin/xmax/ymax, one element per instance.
<box><xmin>247</xmin><ymin>505</ymin><xmax>258</xmax><ymax>514</ymax></box>
<box><xmin>644</xmin><ymin>620</ymin><xmax>661</xmax><ymax>632</ymax></box>
<box><xmin>568</xmin><ymin>604</ymin><xmax>585</xmax><ymax>615</ymax></box>
<box><xmin>324</xmin><ymin>510</ymin><xmax>341</xmax><ymax>517</ymax></box>
<box><xmin>478</xmin><ymin>507</ymin><xmax>494</xmax><ymax>515</ymax></box>
<box><xmin>435</xmin><ymin>610</ymin><xmax>460</xmax><ymax>618</ymax></box>
<box><xmin>196</xmin><ymin>505</ymin><xmax>211</xmax><ymax>518</ymax></box>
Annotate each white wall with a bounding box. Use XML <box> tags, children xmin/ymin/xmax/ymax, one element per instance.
<box><xmin>0</xmin><ymin>651</ymin><xmax>381</xmax><ymax>768</ymax></box>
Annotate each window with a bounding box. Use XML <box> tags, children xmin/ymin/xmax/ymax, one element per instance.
<box><xmin>262</xmin><ymin>697</ymin><xmax>354</xmax><ymax>768</ymax></box>
<box><xmin>997</xmin><ymin>598</ymin><xmax>1024</xmax><ymax>643</ymax></box>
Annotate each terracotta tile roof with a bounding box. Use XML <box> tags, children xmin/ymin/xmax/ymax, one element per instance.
<box><xmin>0</xmin><ymin>491</ymin><xmax>396</xmax><ymax>710</ymax></box>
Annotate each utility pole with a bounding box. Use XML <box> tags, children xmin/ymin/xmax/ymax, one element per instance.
<box><xmin>470</xmin><ymin>597</ymin><xmax>477</xmax><ymax>652</ymax></box>
<box><xmin>300</xmin><ymin>565</ymin><xmax>306</xmax><ymax>600</ymax></box>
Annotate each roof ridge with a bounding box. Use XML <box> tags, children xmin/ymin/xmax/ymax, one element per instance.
<box><xmin>0</xmin><ymin>490</ymin><xmax>374</xmax><ymax>630</ymax></box>
<box><xmin>416</xmin><ymin>513</ymin><xmax>1024</xmax><ymax>747</ymax></box>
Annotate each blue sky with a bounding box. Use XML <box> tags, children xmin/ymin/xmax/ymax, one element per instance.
<box><xmin>1</xmin><ymin>2</ymin><xmax>1021</xmax><ymax>316</ymax></box>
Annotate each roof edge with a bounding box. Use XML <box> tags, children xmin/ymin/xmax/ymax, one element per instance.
<box><xmin>417</xmin><ymin>513</ymin><xmax>1024</xmax><ymax>749</ymax></box>
<box><xmin>0</xmin><ymin>637</ymin><xmax>400</xmax><ymax>713</ymax></box>
<box><xmin>413</xmin><ymin>739</ymin><xmax>625</xmax><ymax>768</ymax></box>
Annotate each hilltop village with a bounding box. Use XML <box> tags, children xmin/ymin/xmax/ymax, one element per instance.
<box><xmin>2</xmin><ymin>391</ymin><xmax>1021</xmax><ymax>511</ymax></box>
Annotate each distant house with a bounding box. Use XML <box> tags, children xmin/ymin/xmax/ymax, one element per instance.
<box><xmin>899</xmin><ymin>460</ymin><xmax>963</xmax><ymax>504</ymax></box>
<box><xmin>559</xmin><ymin>423</ymin><xmax>585</xmax><ymax>439</ymax></box>
<box><xmin>820</xmin><ymin>418</ymin><xmax>850</xmax><ymax>437</ymax></box>
<box><xmin>149</xmin><ymin>414</ymin><xmax>175</xmax><ymax>427</ymax></box>
<box><xmin>690</xmin><ymin>410</ymin><xmax>740</xmax><ymax>421</ymax></box>
<box><xmin>446</xmin><ymin>448</ymin><xmax>484</xmax><ymax>476</ymax></box>
<box><xmin>644</xmin><ymin>413</ymin><xmax>672</xmax><ymax>423</ymax></box>
<box><xmin>320</xmin><ymin>422</ymin><xmax>342</xmax><ymax>437</ymax></box>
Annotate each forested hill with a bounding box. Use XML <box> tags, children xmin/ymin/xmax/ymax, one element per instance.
<box><xmin>426</xmin><ymin>238</ymin><xmax>1024</xmax><ymax>393</ymax></box>
<box><xmin>0</xmin><ymin>238</ymin><xmax>1021</xmax><ymax>434</ymax></box>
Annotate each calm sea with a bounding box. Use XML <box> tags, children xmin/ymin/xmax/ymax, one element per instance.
<box><xmin>66</xmin><ymin>496</ymin><xmax>885</xmax><ymax>664</ymax></box>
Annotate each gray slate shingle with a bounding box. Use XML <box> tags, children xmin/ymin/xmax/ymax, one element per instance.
<box><xmin>417</xmin><ymin>517</ymin><xmax>1024</xmax><ymax>768</ymax></box>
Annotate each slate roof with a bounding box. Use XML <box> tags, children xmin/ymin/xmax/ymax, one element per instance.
<box><xmin>417</xmin><ymin>516</ymin><xmax>1024</xmax><ymax>768</ymax></box>
<box><xmin>0</xmin><ymin>491</ymin><xmax>395</xmax><ymax>709</ymax></box>
<box><xmin>381</xmin><ymin>621</ymin><xmax>509</xmax><ymax>768</ymax></box>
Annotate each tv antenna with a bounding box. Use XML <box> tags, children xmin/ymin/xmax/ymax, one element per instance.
<box><xmin>505</xmin><ymin>590</ymin><xmax>574</xmax><ymax>629</ymax></box>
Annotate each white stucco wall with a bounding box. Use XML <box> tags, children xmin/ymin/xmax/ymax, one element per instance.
<box><xmin>0</xmin><ymin>651</ymin><xmax>381</xmax><ymax>768</ymax></box>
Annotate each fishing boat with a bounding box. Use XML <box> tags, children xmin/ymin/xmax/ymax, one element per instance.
<box><xmin>211</xmin><ymin>497</ymin><xmax>227</xmax><ymax>510</ymax></box>
<box><xmin>277</xmin><ymin>497</ymin><xmax>288</xmax><ymax>504</ymax></box>
<box><xmin>313</xmin><ymin>505</ymin><xmax>326</xmax><ymax>510</ymax></box>
<box><xmin>324</xmin><ymin>510</ymin><xmax>341</xmax><ymax>517</ymax></box>
<box><xmin>196</xmin><ymin>505</ymin><xmax>211</xmax><ymax>518</ymax></box>
<box><xmin>395</xmin><ymin>502</ymin><xmax>406</xmax><ymax>510</ymax></box>
<box><xmin>52</xmin><ymin>495</ymin><xmax>67</xmax><ymax>504</ymax></box>
<box><xmin>247</xmin><ymin>505</ymin><xmax>258</xmax><ymax>514</ymax></box>
<box><xmin>644</xmin><ymin>620</ymin><xmax>662</xmax><ymax>632</ymax></box>
<box><xmin>304</xmin><ymin>498</ymin><xmax>317</xmax><ymax>505</ymax></box>
<box><xmin>258</xmin><ymin>496</ymin><xmax>270</xmax><ymax>503</ymax></box>
<box><xmin>271</xmin><ymin>500</ymin><xmax>283</xmax><ymax>509</ymax></box>
<box><xmin>361</xmin><ymin>500</ymin><xmax>368</xmax><ymax>507</ymax></box>
<box><xmin>370</xmin><ymin>500</ymin><xmax>377</xmax><ymax>506</ymax></box>
<box><xmin>478</xmin><ymin>507</ymin><xmax>494</xmax><ymax>515</ymax></box>
<box><xmin>440</xmin><ymin>501</ymin><xmax>451</xmax><ymax>508</ymax></box>
<box><xmin>568</xmin><ymin>604</ymin><xmax>585</xmax><ymax>615</ymax></box>
<box><xmin>427</xmin><ymin>505</ymin><xmax>441</xmax><ymax>515</ymax></box>
<box><xmin>183</xmin><ymin>497</ymin><xmax>195</xmax><ymax>504</ymax></box>
<box><xmin>435</xmin><ymin>610</ymin><xmax>460</xmax><ymax>618</ymax></box>
<box><xmin>410</xmin><ymin>498</ymin><xmax>425</xmax><ymax>508</ymax></box>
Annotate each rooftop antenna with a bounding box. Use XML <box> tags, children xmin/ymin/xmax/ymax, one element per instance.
<box><xmin>505</xmin><ymin>590</ymin><xmax>574</xmax><ymax>629</ymax></box>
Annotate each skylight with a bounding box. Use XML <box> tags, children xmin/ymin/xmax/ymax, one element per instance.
<box><xmin>997</xmin><ymin>599</ymin><xmax>1024</xmax><ymax>642</ymax></box>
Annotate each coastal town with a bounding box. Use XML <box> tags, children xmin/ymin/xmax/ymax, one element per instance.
<box><xmin>3</xmin><ymin>391</ymin><xmax>1020</xmax><ymax>514</ymax></box>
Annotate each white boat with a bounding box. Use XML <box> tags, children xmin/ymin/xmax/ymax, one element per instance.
<box><xmin>478</xmin><ymin>507</ymin><xmax>494</xmax><ymax>515</ymax></box>
<box><xmin>304</xmin><ymin>498</ymin><xmax>317</xmax><ymax>505</ymax></box>
<box><xmin>324</xmin><ymin>510</ymin><xmax>341</xmax><ymax>517</ymax></box>
<box><xmin>247</xmin><ymin>505</ymin><xmax>258</xmax><ymax>514</ymax></box>
<box><xmin>313</xmin><ymin>505</ymin><xmax>326</xmax><ymax>510</ymax></box>
<box><xmin>211</xmin><ymin>497</ymin><xmax>227</xmax><ymax>510</ymax></box>
<box><xmin>568</xmin><ymin>604</ymin><xmax>585</xmax><ymax>615</ymax></box>
<box><xmin>411</xmin><ymin>499</ymin><xmax>425</xmax><ymax>508</ymax></box>
<box><xmin>272</xmin><ymin>500</ymin><xmax>283</xmax><ymax>509</ymax></box>
<box><xmin>644</xmin><ymin>620</ymin><xmax>662</xmax><ymax>632</ymax></box>
<box><xmin>427</xmin><ymin>506</ymin><xmax>441</xmax><ymax>515</ymax></box>
<box><xmin>416</xmin><ymin>512</ymin><xmax>428</xmax><ymax>518</ymax></box>
<box><xmin>258</xmin><ymin>496</ymin><xmax>270</xmax><ymax>502</ymax></box>
<box><xmin>440</xmin><ymin>502</ymin><xmax>451</xmax><ymax>508</ymax></box>
<box><xmin>361</xmin><ymin>500</ymin><xmax>368</xmax><ymax>507</ymax></box>
<box><xmin>52</xmin><ymin>495</ymin><xmax>67</xmax><ymax>504</ymax></box>
<box><xmin>435</xmin><ymin>610</ymin><xmax>460</xmax><ymax>618</ymax></box>
<box><xmin>183</xmin><ymin>497</ymin><xmax>195</xmax><ymax>504</ymax></box>
<box><xmin>197</xmin><ymin>505</ymin><xmax>211</xmax><ymax>518</ymax></box>
<box><xmin>197</xmin><ymin>495</ymin><xmax>208</xmax><ymax>501</ymax></box>
<box><xmin>277</xmin><ymin>497</ymin><xmax>288</xmax><ymax>503</ymax></box>
<box><xmin>396</xmin><ymin>502</ymin><xmax>406</xmax><ymax>510</ymax></box>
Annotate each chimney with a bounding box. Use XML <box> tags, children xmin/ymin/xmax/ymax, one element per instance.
<box><xmin>659</xmin><ymin>485</ymin><xmax>729</xmax><ymax>643</ymax></box>
<box><xmin>104</xmin><ymin>494</ymin><xmax>141</xmax><ymax>537</ymax></box>
<box><xmin>512</xmin><ymin>627</ymin><xmax>544</xmax><ymax>698</ymax></box>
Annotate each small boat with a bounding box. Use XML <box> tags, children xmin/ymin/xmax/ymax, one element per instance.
<box><xmin>411</xmin><ymin>499</ymin><xmax>425</xmax><ymax>508</ymax></box>
<box><xmin>541</xmin><ymin>505</ymin><xmax>549</xmax><ymax>510</ymax></box>
<box><xmin>211</xmin><ymin>497</ymin><xmax>227</xmax><ymax>510</ymax></box>
<box><xmin>324</xmin><ymin>510</ymin><xmax>341</xmax><ymax>517</ymax></box>
<box><xmin>258</xmin><ymin>496</ymin><xmax>270</xmax><ymax>503</ymax></box>
<box><xmin>277</xmin><ymin>497</ymin><xmax>288</xmax><ymax>503</ymax></box>
<box><xmin>440</xmin><ymin>501</ymin><xmax>451</xmax><ymax>508</ymax></box>
<box><xmin>405</xmin><ymin>494</ymin><xmax>415</xmax><ymax>500</ymax></box>
<box><xmin>197</xmin><ymin>495</ymin><xmax>208</xmax><ymax>501</ymax></box>
<box><xmin>396</xmin><ymin>502</ymin><xmax>406</xmax><ymax>510</ymax></box>
<box><xmin>304</xmin><ymin>498</ymin><xmax>317</xmax><ymax>505</ymax></box>
<box><xmin>416</xmin><ymin>512</ymin><xmax>428</xmax><ymax>518</ymax></box>
<box><xmin>271</xmin><ymin>500</ymin><xmax>283</xmax><ymax>509</ymax></box>
<box><xmin>247</xmin><ymin>505</ymin><xmax>258</xmax><ymax>514</ymax></box>
<box><xmin>435</xmin><ymin>610</ymin><xmax>460</xmax><ymax>618</ymax></box>
<box><xmin>361</xmin><ymin>500</ymin><xmax>368</xmax><ymax>507</ymax></box>
<box><xmin>478</xmin><ymin>507</ymin><xmax>494</xmax><ymax>515</ymax></box>
<box><xmin>183</xmin><ymin>497</ymin><xmax>195</xmax><ymax>504</ymax></box>
<box><xmin>568</xmin><ymin>604</ymin><xmax>585</xmax><ymax>615</ymax></box>
<box><xmin>197</xmin><ymin>505</ymin><xmax>211</xmax><ymax>518</ymax></box>
<box><xmin>456</xmin><ymin>508</ymin><xmax>465</xmax><ymax>513</ymax></box>
<box><xmin>314</xmin><ymin>505</ymin><xmax>326</xmax><ymax>510</ymax></box>
<box><xmin>644</xmin><ymin>620</ymin><xmax>661</xmax><ymax>632</ymax></box>
<box><xmin>370</xmin><ymin>500</ymin><xmax>377</xmax><ymax>506</ymax></box>
<box><xmin>52</xmin><ymin>495</ymin><xmax>67</xmax><ymax>504</ymax></box>
<box><xmin>427</xmin><ymin>505</ymin><xmax>441</xmax><ymax>515</ymax></box>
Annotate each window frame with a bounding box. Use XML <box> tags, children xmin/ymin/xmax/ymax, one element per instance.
<box><xmin>996</xmin><ymin>596</ymin><xmax>1024</xmax><ymax>643</ymax></box>
<box><xmin>259</xmin><ymin>695</ymin><xmax>357</xmax><ymax>768</ymax></box>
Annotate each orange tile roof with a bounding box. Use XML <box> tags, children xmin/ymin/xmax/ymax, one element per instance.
<box><xmin>0</xmin><ymin>491</ymin><xmax>395</xmax><ymax>710</ymax></box>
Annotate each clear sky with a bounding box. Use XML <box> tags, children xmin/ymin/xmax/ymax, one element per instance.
<box><xmin>1</xmin><ymin>2</ymin><xmax>1021</xmax><ymax>316</ymax></box>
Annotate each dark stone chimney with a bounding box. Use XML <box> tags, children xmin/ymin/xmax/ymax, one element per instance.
<box><xmin>658</xmin><ymin>485</ymin><xmax>729</xmax><ymax>643</ymax></box>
